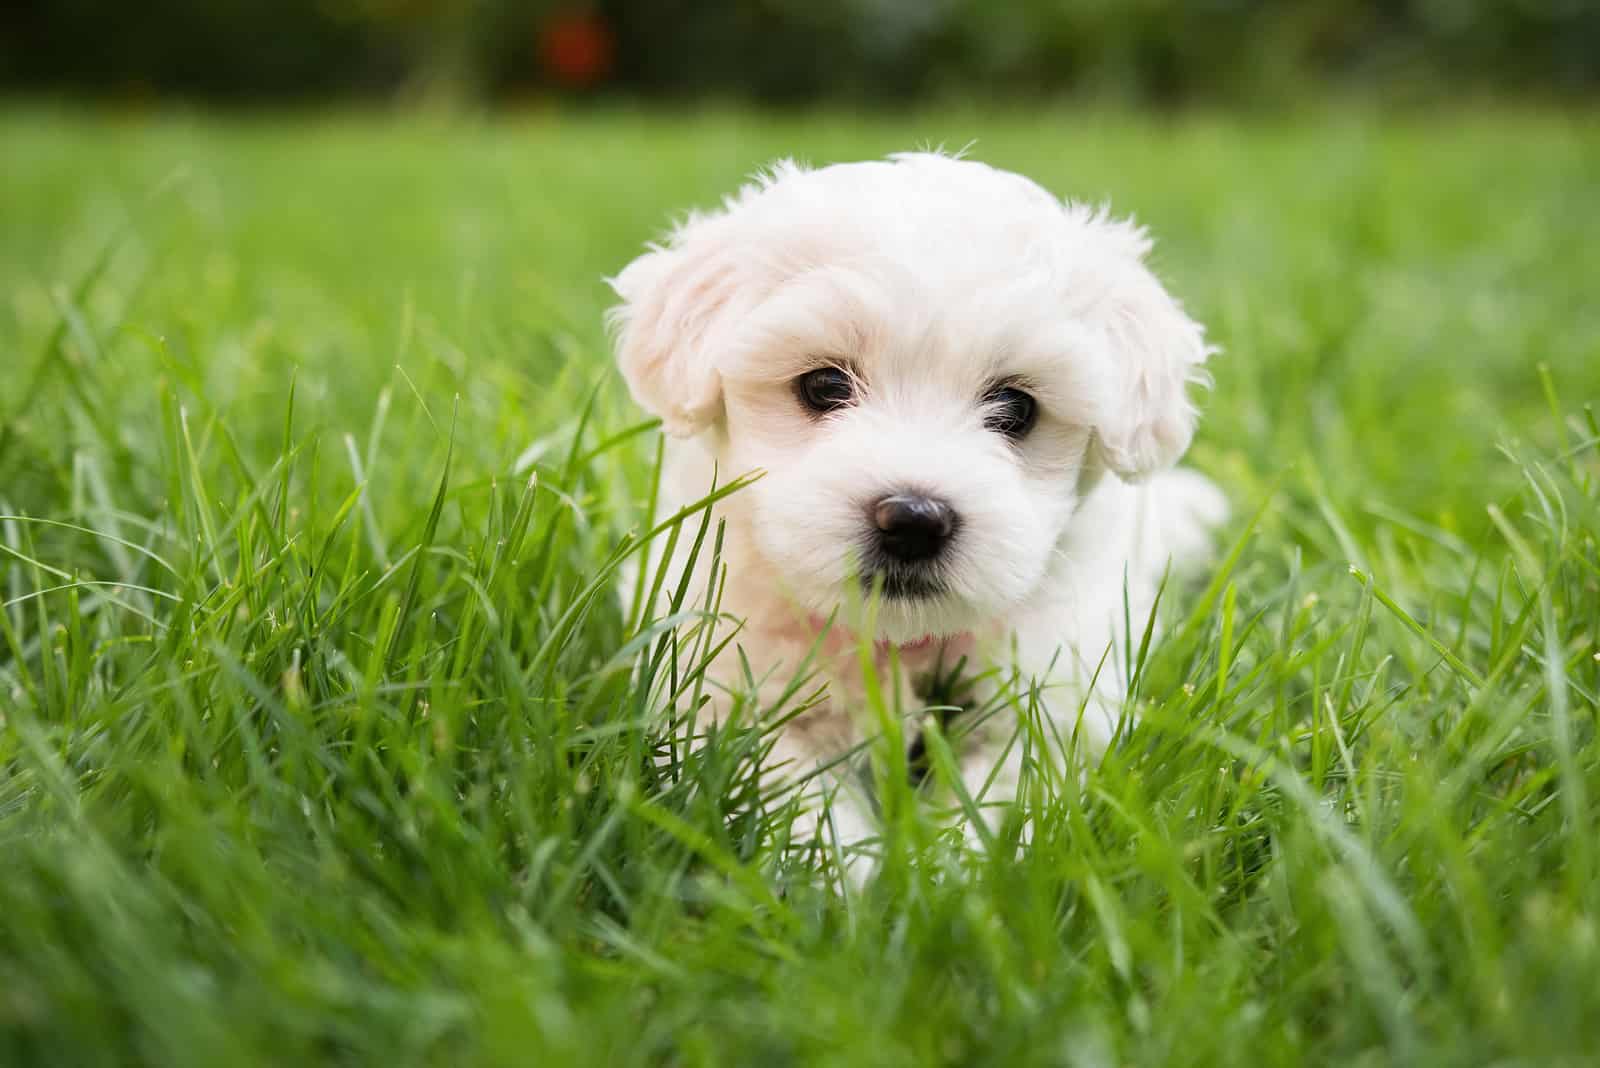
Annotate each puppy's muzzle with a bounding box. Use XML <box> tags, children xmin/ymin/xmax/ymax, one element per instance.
<box><xmin>873</xmin><ymin>493</ymin><xmax>956</xmax><ymax>563</ymax></box>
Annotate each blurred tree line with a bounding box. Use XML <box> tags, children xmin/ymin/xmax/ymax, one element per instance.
<box><xmin>3</xmin><ymin>0</ymin><xmax>1597</xmax><ymax>105</ymax></box>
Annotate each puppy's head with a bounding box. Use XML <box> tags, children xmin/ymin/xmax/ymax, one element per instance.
<box><xmin>609</xmin><ymin>153</ymin><xmax>1212</xmax><ymax>641</ymax></box>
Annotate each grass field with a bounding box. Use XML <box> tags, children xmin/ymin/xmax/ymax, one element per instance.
<box><xmin>2</xmin><ymin>105</ymin><xmax>1598</xmax><ymax>1066</ymax></box>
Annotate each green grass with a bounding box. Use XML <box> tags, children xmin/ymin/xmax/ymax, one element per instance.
<box><xmin>2</xmin><ymin>104</ymin><xmax>1598</xmax><ymax>1066</ymax></box>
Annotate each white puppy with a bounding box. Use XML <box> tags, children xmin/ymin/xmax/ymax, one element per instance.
<box><xmin>608</xmin><ymin>152</ymin><xmax>1226</xmax><ymax>863</ymax></box>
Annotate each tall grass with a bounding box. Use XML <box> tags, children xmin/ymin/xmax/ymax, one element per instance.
<box><xmin>0</xmin><ymin>107</ymin><xmax>1596</xmax><ymax>1065</ymax></box>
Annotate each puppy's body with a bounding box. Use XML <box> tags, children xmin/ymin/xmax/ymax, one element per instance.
<box><xmin>611</xmin><ymin>153</ymin><xmax>1225</xmax><ymax>856</ymax></box>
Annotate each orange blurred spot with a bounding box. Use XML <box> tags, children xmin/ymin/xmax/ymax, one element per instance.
<box><xmin>538</xmin><ymin>10</ymin><xmax>615</xmax><ymax>88</ymax></box>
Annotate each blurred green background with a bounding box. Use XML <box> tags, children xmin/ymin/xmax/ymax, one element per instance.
<box><xmin>5</xmin><ymin>0</ymin><xmax>1599</xmax><ymax>107</ymax></box>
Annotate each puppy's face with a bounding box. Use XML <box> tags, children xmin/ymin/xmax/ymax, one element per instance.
<box><xmin>610</xmin><ymin>154</ymin><xmax>1211</xmax><ymax>641</ymax></box>
<box><xmin>711</xmin><ymin>274</ymin><xmax>1099</xmax><ymax>642</ymax></box>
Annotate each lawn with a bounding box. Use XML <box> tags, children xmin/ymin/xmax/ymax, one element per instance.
<box><xmin>1</xmin><ymin>105</ymin><xmax>1598</xmax><ymax>1066</ymax></box>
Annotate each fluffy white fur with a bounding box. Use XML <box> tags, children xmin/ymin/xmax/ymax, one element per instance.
<box><xmin>608</xmin><ymin>152</ymin><xmax>1227</xmax><ymax>865</ymax></box>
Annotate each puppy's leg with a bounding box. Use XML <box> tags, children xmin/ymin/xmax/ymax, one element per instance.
<box><xmin>949</xmin><ymin>660</ymin><xmax>1127</xmax><ymax>857</ymax></box>
<box><xmin>765</xmin><ymin>723</ymin><xmax>879</xmax><ymax>887</ymax></box>
<box><xmin>957</xmin><ymin>724</ymin><xmax>1025</xmax><ymax>843</ymax></box>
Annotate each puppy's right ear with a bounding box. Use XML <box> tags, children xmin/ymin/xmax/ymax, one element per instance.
<box><xmin>607</xmin><ymin>216</ymin><xmax>741</xmax><ymax>438</ymax></box>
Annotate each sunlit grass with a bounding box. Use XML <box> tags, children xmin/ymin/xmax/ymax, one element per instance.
<box><xmin>1</xmin><ymin>105</ymin><xmax>1597</xmax><ymax>1066</ymax></box>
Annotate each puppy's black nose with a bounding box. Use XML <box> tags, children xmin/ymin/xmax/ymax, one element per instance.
<box><xmin>873</xmin><ymin>494</ymin><xmax>956</xmax><ymax>562</ymax></box>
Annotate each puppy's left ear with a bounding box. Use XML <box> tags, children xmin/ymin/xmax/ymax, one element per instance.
<box><xmin>607</xmin><ymin>215</ymin><xmax>744</xmax><ymax>438</ymax></box>
<box><xmin>1087</xmin><ymin>230</ymin><xmax>1214</xmax><ymax>481</ymax></box>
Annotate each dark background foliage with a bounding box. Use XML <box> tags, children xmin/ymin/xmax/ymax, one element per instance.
<box><xmin>4</xmin><ymin>0</ymin><xmax>1598</xmax><ymax>106</ymax></box>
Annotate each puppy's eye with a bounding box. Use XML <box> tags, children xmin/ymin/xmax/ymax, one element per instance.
<box><xmin>796</xmin><ymin>366</ymin><xmax>856</xmax><ymax>414</ymax></box>
<box><xmin>983</xmin><ymin>386</ymin><xmax>1038</xmax><ymax>440</ymax></box>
